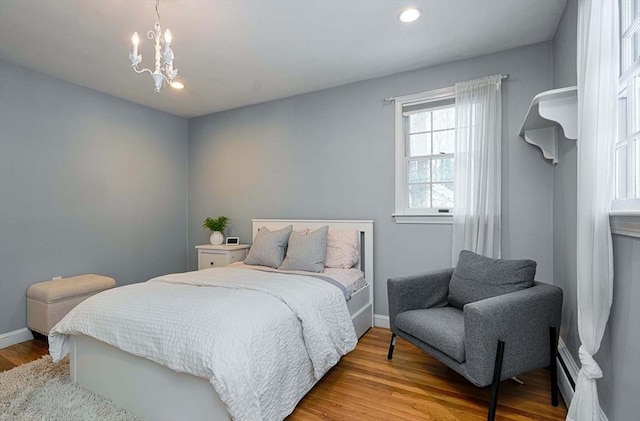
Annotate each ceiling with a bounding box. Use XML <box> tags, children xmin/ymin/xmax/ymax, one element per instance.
<box><xmin>0</xmin><ymin>0</ymin><xmax>566</xmax><ymax>118</ymax></box>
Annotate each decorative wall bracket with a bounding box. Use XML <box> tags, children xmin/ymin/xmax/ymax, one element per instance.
<box><xmin>519</xmin><ymin>86</ymin><xmax>577</xmax><ymax>164</ymax></box>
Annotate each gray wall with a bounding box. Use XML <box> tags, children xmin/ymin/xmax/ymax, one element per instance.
<box><xmin>188</xmin><ymin>42</ymin><xmax>555</xmax><ymax>316</ymax></box>
<box><xmin>0</xmin><ymin>59</ymin><xmax>189</xmax><ymax>334</ymax></box>
<box><xmin>552</xmin><ymin>0</ymin><xmax>580</xmax><ymax>363</ymax></box>
<box><xmin>552</xmin><ymin>1</ymin><xmax>640</xmax><ymax>418</ymax></box>
<box><xmin>598</xmin><ymin>234</ymin><xmax>640</xmax><ymax>420</ymax></box>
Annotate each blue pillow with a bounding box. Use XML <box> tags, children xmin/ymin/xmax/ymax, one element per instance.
<box><xmin>279</xmin><ymin>226</ymin><xmax>329</xmax><ymax>273</ymax></box>
<box><xmin>244</xmin><ymin>225</ymin><xmax>293</xmax><ymax>268</ymax></box>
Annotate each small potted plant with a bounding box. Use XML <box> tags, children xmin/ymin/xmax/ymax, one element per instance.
<box><xmin>202</xmin><ymin>216</ymin><xmax>230</xmax><ymax>245</ymax></box>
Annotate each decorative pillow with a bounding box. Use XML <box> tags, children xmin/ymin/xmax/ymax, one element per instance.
<box><xmin>244</xmin><ymin>225</ymin><xmax>293</xmax><ymax>268</ymax></box>
<box><xmin>447</xmin><ymin>250</ymin><xmax>536</xmax><ymax>309</ymax></box>
<box><xmin>325</xmin><ymin>229</ymin><xmax>360</xmax><ymax>269</ymax></box>
<box><xmin>279</xmin><ymin>226</ymin><xmax>329</xmax><ymax>273</ymax></box>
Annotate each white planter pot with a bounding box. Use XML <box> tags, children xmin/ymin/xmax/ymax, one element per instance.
<box><xmin>209</xmin><ymin>231</ymin><xmax>224</xmax><ymax>245</ymax></box>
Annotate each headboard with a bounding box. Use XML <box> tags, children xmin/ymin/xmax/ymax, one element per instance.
<box><xmin>251</xmin><ymin>219</ymin><xmax>374</xmax><ymax>298</ymax></box>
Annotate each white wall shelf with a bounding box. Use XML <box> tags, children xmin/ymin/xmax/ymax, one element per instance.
<box><xmin>519</xmin><ymin>86</ymin><xmax>577</xmax><ymax>164</ymax></box>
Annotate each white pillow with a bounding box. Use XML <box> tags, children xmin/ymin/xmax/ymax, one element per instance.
<box><xmin>325</xmin><ymin>229</ymin><xmax>360</xmax><ymax>269</ymax></box>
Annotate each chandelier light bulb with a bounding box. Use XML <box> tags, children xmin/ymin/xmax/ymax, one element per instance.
<box><xmin>170</xmin><ymin>81</ymin><xmax>184</xmax><ymax>89</ymax></box>
<box><xmin>164</xmin><ymin>29</ymin><xmax>172</xmax><ymax>45</ymax></box>
<box><xmin>131</xmin><ymin>32</ymin><xmax>139</xmax><ymax>58</ymax></box>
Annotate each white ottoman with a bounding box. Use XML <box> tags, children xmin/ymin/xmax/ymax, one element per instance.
<box><xmin>27</xmin><ymin>274</ymin><xmax>116</xmax><ymax>335</ymax></box>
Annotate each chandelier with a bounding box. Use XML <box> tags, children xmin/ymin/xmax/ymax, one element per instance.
<box><xmin>129</xmin><ymin>0</ymin><xmax>182</xmax><ymax>92</ymax></box>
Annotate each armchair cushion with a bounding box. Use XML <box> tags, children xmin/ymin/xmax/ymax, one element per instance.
<box><xmin>447</xmin><ymin>250</ymin><xmax>536</xmax><ymax>309</ymax></box>
<box><xmin>395</xmin><ymin>307</ymin><xmax>466</xmax><ymax>363</ymax></box>
<box><xmin>387</xmin><ymin>269</ymin><xmax>452</xmax><ymax>332</ymax></box>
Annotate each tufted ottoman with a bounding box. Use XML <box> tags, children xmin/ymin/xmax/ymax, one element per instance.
<box><xmin>27</xmin><ymin>274</ymin><xmax>116</xmax><ymax>335</ymax></box>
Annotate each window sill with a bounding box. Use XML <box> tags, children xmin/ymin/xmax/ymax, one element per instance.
<box><xmin>611</xmin><ymin>198</ymin><xmax>640</xmax><ymax>212</ymax></box>
<box><xmin>609</xmin><ymin>211</ymin><xmax>640</xmax><ymax>238</ymax></box>
<box><xmin>393</xmin><ymin>213</ymin><xmax>453</xmax><ymax>224</ymax></box>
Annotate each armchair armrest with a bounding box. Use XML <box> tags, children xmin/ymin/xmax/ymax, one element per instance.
<box><xmin>463</xmin><ymin>282</ymin><xmax>563</xmax><ymax>386</ymax></box>
<box><xmin>387</xmin><ymin>268</ymin><xmax>453</xmax><ymax>332</ymax></box>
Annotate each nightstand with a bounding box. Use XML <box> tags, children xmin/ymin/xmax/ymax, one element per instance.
<box><xmin>195</xmin><ymin>244</ymin><xmax>250</xmax><ymax>270</ymax></box>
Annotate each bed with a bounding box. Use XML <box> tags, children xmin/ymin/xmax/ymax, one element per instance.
<box><xmin>49</xmin><ymin>219</ymin><xmax>374</xmax><ymax>420</ymax></box>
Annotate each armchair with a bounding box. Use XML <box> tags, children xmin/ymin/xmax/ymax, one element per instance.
<box><xmin>387</xmin><ymin>252</ymin><xmax>563</xmax><ymax>421</ymax></box>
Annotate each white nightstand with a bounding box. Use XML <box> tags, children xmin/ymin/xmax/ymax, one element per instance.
<box><xmin>195</xmin><ymin>244</ymin><xmax>250</xmax><ymax>270</ymax></box>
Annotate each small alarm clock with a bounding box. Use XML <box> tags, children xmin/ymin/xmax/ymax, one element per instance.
<box><xmin>225</xmin><ymin>237</ymin><xmax>240</xmax><ymax>245</ymax></box>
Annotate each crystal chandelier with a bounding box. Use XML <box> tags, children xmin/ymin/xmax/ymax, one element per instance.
<box><xmin>129</xmin><ymin>0</ymin><xmax>181</xmax><ymax>93</ymax></box>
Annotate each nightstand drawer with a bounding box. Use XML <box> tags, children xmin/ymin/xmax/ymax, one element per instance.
<box><xmin>196</xmin><ymin>247</ymin><xmax>249</xmax><ymax>270</ymax></box>
<box><xmin>200</xmin><ymin>252</ymin><xmax>228</xmax><ymax>268</ymax></box>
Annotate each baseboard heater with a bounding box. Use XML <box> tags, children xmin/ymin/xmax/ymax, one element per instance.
<box><xmin>558</xmin><ymin>353</ymin><xmax>575</xmax><ymax>389</ymax></box>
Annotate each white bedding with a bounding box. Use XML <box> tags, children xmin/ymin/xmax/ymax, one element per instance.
<box><xmin>228</xmin><ymin>262</ymin><xmax>366</xmax><ymax>297</ymax></box>
<box><xmin>49</xmin><ymin>267</ymin><xmax>358</xmax><ymax>421</ymax></box>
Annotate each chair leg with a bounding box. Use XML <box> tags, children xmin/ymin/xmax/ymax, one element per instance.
<box><xmin>387</xmin><ymin>333</ymin><xmax>396</xmax><ymax>360</ymax></box>
<box><xmin>488</xmin><ymin>340</ymin><xmax>505</xmax><ymax>421</ymax></box>
<box><xmin>550</xmin><ymin>325</ymin><xmax>559</xmax><ymax>407</ymax></box>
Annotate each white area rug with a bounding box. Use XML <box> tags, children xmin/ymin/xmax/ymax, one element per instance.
<box><xmin>0</xmin><ymin>355</ymin><xmax>140</xmax><ymax>421</ymax></box>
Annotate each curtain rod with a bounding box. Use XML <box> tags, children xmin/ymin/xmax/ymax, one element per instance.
<box><xmin>384</xmin><ymin>73</ymin><xmax>510</xmax><ymax>103</ymax></box>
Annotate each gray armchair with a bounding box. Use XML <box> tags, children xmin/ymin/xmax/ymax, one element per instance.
<box><xmin>387</xmin><ymin>252</ymin><xmax>563</xmax><ymax>421</ymax></box>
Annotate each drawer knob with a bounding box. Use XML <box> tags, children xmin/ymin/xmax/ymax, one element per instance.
<box><xmin>210</xmin><ymin>262</ymin><xmax>215</xmax><ymax>265</ymax></box>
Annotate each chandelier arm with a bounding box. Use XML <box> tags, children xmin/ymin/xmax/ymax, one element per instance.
<box><xmin>134</xmin><ymin>67</ymin><xmax>172</xmax><ymax>83</ymax></box>
<box><xmin>131</xmin><ymin>67</ymin><xmax>154</xmax><ymax>76</ymax></box>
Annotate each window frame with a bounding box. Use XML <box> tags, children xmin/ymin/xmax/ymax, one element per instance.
<box><xmin>613</xmin><ymin>0</ymin><xmax>640</xmax><ymax>211</ymax></box>
<box><xmin>393</xmin><ymin>86</ymin><xmax>455</xmax><ymax>224</ymax></box>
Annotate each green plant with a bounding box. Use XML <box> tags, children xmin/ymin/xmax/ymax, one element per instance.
<box><xmin>202</xmin><ymin>216</ymin><xmax>230</xmax><ymax>232</ymax></box>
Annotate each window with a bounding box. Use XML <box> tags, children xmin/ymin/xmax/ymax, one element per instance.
<box><xmin>393</xmin><ymin>87</ymin><xmax>456</xmax><ymax>223</ymax></box>
<box><xmin>615</xmin><ymin>0</ymin><xmax>640</xmax><ymax>209</ymax></box>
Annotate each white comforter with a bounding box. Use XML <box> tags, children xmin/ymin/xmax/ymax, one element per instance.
<box><xmin>49</xmin><ymin>267</ymin><xmax>358</xmax><ymax>421</ymax></box>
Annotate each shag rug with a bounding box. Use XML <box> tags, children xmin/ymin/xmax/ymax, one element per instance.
<box><xmin>0</xmin><ymin>355</ymin><xmax>140</xmax><ymax>421</ymax></box>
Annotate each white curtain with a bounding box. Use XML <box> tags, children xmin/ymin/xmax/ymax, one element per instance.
<box><xmin>451</xmin><ymin>75</ymin><xmax>502</xmax><ymax>265</ymax></box>
<box><xmin>567</xmin><ymin>1</ymin><xmax>618</xmax><ymax>420</ymax></box>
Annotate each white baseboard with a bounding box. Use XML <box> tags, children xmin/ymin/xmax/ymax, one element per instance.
<box><xmin>374</xmin><ymin>314</ymin><xmax>390</xmax><ymax>328</ymax></box>
<box><xmin>557</xmin><ymin>337</ymin><xmax>609</xmax><ymax>421</ymax></box>
<box><xmin>0</xmin><ymin>327</ymin><xmax>34</xmax><ymax>349</ymax></box>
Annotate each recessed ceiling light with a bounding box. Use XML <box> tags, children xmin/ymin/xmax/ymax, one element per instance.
<box><xmin>170</xmin><ymin>81</ymin><xmax>184</xmax><ymax>90</ymax></box>
<box><xmin>398</xmin><ymin>8</ymin><xmax>422</xmax><ymax>23</ymax></box>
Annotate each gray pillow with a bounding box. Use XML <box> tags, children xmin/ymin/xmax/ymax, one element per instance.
<box><xmin>244</xmin><ymin>225</ymin><xmax>293</xmax><ymax>268</ymax></box>
<box><xmin>279</xmin><ymin>226</ymin><xmax>329</xmax><ymax>273</ymax></box>
<box><xmin>447</xmin><ymin>250</ymin><xmax>536</xmax><ymax>309</ymax></box>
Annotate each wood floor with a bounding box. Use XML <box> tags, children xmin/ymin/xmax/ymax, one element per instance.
<box><xmin>1</xmin><ymin>328</ymin><xmax>567</xmax><ymax>420</ymax></box>
<box><xmin>0</xmin><ymin>334</ymin><xmax>48</xmax><ymax>372</ymax></box>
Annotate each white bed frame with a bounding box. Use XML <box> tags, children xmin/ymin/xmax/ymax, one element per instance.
<box><xmin>70</xmin><ymin>219</ymin><xmax>374</xmax><ymax>420</ymax></box>
<box><xmin>252</xmin><ymin>219</ymin><xmax>374</xmax><ymax>337</ymax></box>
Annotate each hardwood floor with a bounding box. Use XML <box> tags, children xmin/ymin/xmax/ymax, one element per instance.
<box><xmin>0</xmin><ymin>334</ymin><xmax>48</xmax><ymax>373</ymax></box>
<box><xmin>291</xmin><ymin>328</ymin><xmax>567</xmax><ymax>421</ymax></box>
<box><xmin>1</xmin><ymin>328</ymin><xmax>567</xmax><ymax>420</ymax></box>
